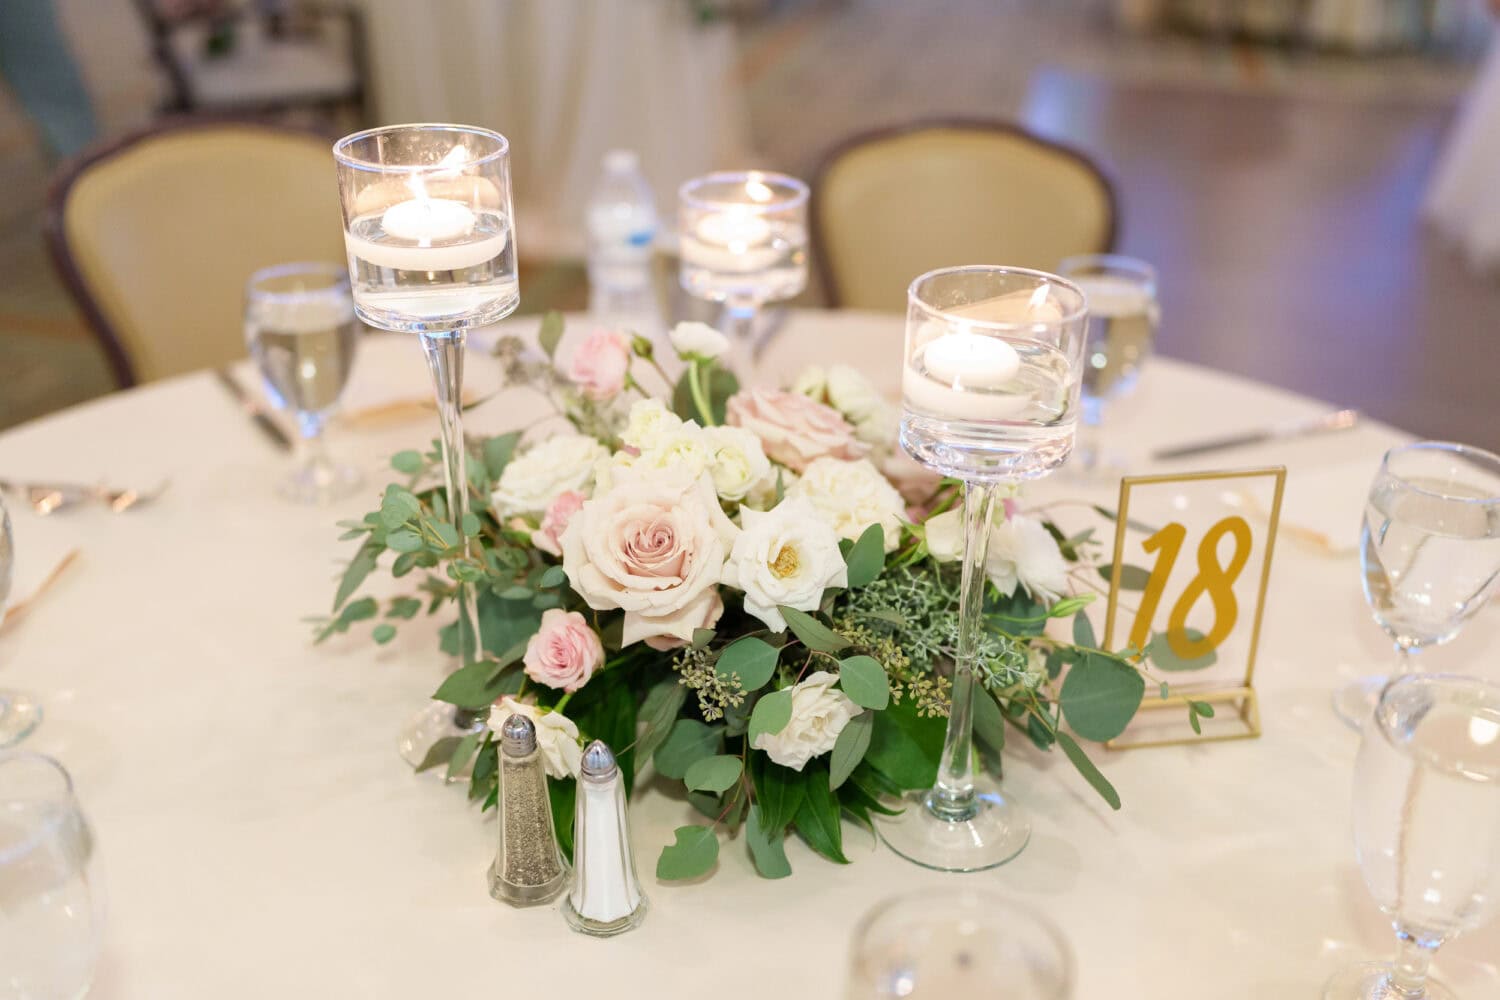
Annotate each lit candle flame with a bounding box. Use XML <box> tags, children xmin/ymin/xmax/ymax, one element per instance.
<box><xmin>745</xmin><ymin>172</ymin><xmax>774</xmax><ymax>203</ymax></box>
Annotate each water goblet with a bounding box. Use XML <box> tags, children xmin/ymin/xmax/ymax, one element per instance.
<box><xmin>333</xmin><ymin>123</ymin><xmax>519</xmax><ymax>766</ymax></box>
<box><xmin>677</xmin><ymin>170</ymin><xmax>808</xmax><ymax>369</ymax></box>
<box><xmin>846</xmin><ymin>889</ymin><xmax>1073</xmax><ymax>999</ymax></box>
<box><xmin>1323</xmin><ymin>674</ymin><xmax>1500</xmax><ymax>1000</ymax></box>
<box><xmin>875</xmin><ymin>265</ymin><xmax>1088</xmax><ymax>871</ymax></box>
<box><xmin>1334</xmin><ymin>441</ymin><xmax>1500</xmax><ymax>729</ymax></box>
<box><xmin>0</xmin><ymin>494</ymin><xmax>42</xmax><ymax>747</ymax></box>
<box><xmin>244</xmin><ymin>262</ymin><xmax>362</xmax><ymax>504</ymax></box>
<box><xmin>0</xmin><ymin>752</ymin><xmax>106</xmax><ymax>999</ymax></box>
<box><xmin>1057</xmin><ymin>254</ymin><xmax>1159</xmax><ymax>479</ymax></box>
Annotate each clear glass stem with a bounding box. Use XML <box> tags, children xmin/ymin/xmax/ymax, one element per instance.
<box><xmin>295</xmin><ymin>411</ymin><xmax>333</xmax><ymax>485</ymax></box>
<box><xmin>1394</xmin><ymin>643</ymin><xmax>1419</xmax><ymax>677</ymax></box>
<box><xmin>928</xmin><ymin>480</ymin><xmax>1003</xmax><ymax>822</ymax></box>
<box><xmin>720</xmin><ymin>297</ymin><xmax>760</xmax><ymax>373</ymax></box>
<box><xmin>1387</xmin><ymin>927</ymin><xmax>1439</xmax><ymax>997</ymax></box>
<box><xmin>419</xmin><ymin>331</ymin><xmax>482</xmax><ymax>674</ymax></box>
<box><xmin>1076</xmin><ymin>395</ymin><xmax>1104</xmax><ymax>471</ymax></box>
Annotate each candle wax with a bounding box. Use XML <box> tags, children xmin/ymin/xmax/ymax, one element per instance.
<box><xmin>381</xmin><ymin>197</ymin><xmax>477</xmax><ymax>243</ymax></box>
<box><xmin>921</xmin><ymin>332</ymin><xmax>1021</xmax><ymax>389</ymax></box>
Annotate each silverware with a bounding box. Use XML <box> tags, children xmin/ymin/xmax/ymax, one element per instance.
<box><xmin>213</xmin><ymin>368</ymin><xmax>293</xmax><ymax>451</ymax></box>
<box><xmin>0</xmin><ymin>480</ymin><xmax>171</xmax><ymax>516</ymax></box>
<box><xmin>1152</xmin><ymin>409</ymin><xmax>1359</xmax><ymax>461</ymax></box>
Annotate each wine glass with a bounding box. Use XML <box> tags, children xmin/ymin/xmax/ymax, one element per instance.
<box><xmin>1334</xmin><ymin>441</ymin><xmax>1500</xmax><ymax>729</ymax></box>
<box><xmin>1056</xmin><ymin>254</ymin><xmax>1159</xmax><ymax>479</ymax></box>
<box><xmin>244</xmin><ymin>262</ymin><xmax>362</xmax><ymax>504</ymax></box>
<box><xmin>0</xmin><ymin>495</ymin><xmax>42</xmax><ymax>747</ymax></box>
<box><xmin>677</xmin><ymin>170</ymin><xmax>808</xmax><ymax>369</ymax></box>
<box><xmin>876</xmin><ymin>265</ymin><xmax>1088</xmax><ymax>871</ymax></box>
<box><xmin>1324</xmin><ymin>674</ymin><xmax>1500</xmax><ymax>1000</ymax></box>
<box><xmin>333</xmin><ymin>123</ymin><xmax>519</xmax><ymax>766</ymax></box>
<box><xmin>846</xmin><ymin>889</ymin><xmax>1073</xmax><ymax>999</ymax></box>
<box><xmin>0</xmin><ymin>752</ymin><xmax>106</xmax><ymax>999</ymax></box>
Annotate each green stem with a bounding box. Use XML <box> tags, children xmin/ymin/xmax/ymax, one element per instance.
<box><xmin>553</xmin><ymin>691</ymin><xmax>574</xmax><ymax>714</ymax></box>
<box><xmin>687</xmin><ymin>360</ymin><xmax>716</xmax><ymax>427</ymax></box>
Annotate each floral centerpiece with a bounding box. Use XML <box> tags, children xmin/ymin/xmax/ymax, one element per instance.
<box><xmin>321</xmin><ymin>315</ymin><xmax>1212</xmax><ymax>881</ymax></box>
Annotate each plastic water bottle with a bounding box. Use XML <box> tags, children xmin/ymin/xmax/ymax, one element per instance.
<box><xmin>586</xmin><ymin>150</ymin><xmax>660</xmax><ymax>335</ymax></box>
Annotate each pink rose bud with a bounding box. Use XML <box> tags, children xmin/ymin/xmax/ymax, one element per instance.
<box><xmin>522</xmin><ymin>609</ymin><xmax>605</xmax><ymax>692</ymax></box>
<box><xmin>532</xmin><ymin>490</ymin><xmax>586</xmax><ymax>556</ymax></box>
<box><xmin>567</xmin><ymin>329</ymin><xmax>632</xmax><ymax>401</ymax></box>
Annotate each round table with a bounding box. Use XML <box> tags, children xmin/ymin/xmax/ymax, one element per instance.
<box><xmin>2</xmin><ymin>310</ymin><xmax>1496</xmax><ymax>997</ymax></box>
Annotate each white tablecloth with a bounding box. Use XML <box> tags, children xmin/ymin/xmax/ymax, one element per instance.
<box><xmin>353</xmin><ymin>0</ymin><xmax>752</xmax><ymax>258</ymax></box>
<box><xmin>1</xmin><ymin>310</ymin><xmax>1497</xmax><ymax>998</ymax></box>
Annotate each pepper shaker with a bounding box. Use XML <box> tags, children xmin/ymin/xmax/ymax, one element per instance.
<box><xmin>488</xmin><ymin>714</ymin><xmax>568</xmax><ymax>906</ymax></box>
<box><xmin>563</xmin><ymin>740</ymin><xmax>648</xmax><ymax>936</ymax></box>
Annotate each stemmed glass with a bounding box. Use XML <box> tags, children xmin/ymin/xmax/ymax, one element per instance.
<box><xmin>876</xmin><ymin>265</ymin><xmax>1088</xmax><ymax>871</ymax></box>
<box><xmin>0</xmin><ymin>494</ymin><xmax>42</xmax><ymax>747</ymax></box>
<box><xmin>846</xmin><ymin>889</ymin><xmax>1073</xmax><ymax>999</ymax></box>
<box><xmin>0</xmin><ymin>752</ymin><xmax>107</xmax><ymax>998</ymax></box>
<box><xmin>1324</xmin><ymin>674</ymin><xmax>1500</xmax><ymax>1000</ymax></box>
<box><xmin>1335</xmin><ymin>441</ymin><xmax>1500</xmax><ymax>729</ymax></box>
<box><xmin>333</xmin><ymin>124</ymin><xmax>519</xmax><ymax>766</ymax></box>
<box><xmin>244</xmin><ymin>262</ymin><xmax>362</xmax><ymax>504</ymax></box>
<box><xmin>677</xmin><ymin>170</ymin><xmax>808</xmax><ymax>370</ymax></box>
<box><xmin>1056</xmin><ymin>254</ymin><xmax>1159</xmax><ymax>479</ymax></box>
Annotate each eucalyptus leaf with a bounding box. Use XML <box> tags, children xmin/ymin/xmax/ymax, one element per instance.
<box><xmin>843</xmin><ymin>524</ymin><xmax>886</xmax><ymax>588</ymax></box>
<box><xmin>715</xmin><ymin>636</ymin><xmax>779</xmax><ymax>692</ymax></box>
<box><xmin>1059</xmin><ymin>653</ymin><xmax>1145</xmax><ymax>742</ymax></box>
<box><xmin>460</xmin><ymin>512</ymin><xmax>481</xmax><ymax>537</ymax></box>
<box><xmin>748</xmin><ymin>689</ymin><xmax>794</xmax><ymax>743</ymax></box>
<box><xmin>414</xmin><ymin>735</ymin><xmax>463</xmax><ymax>773</ymax></box>
<box><xmin>971</xmin><ymin>689</ymin><xmax>1006</xmax><ymax>753</ymax></box>
<box><xmin>828</xmin><ymin>713</ymin><xmax>873</xmax><ymax>790</ymax></box>
<box><xmin>634</xmin><ymin>677</ymin><xmax>687</xmax><ymax>779</ymax></box>
<box><xmin>1100</xmin><ymin>563</ymin><xmax>1153</xmax><ymax>591</ymax></box>
<box><xmin>379</xmin><ymin>484</ymin><xmax>421</xmax><ymax>531</ymax></box>
<box><xmin>864</xmin><ymin>700</ymin><xmax>942</xmax><ymax>790</ymax></box>
<box><xmin>1145</xmin><ymin>629</ymin><xmax>1219</xmax><ymax>672</ymax></box>
<box><xmin>332</xmin><ymin>542</ymin><xmax>380</xmax><ymax>612</ymax></box>
<box><xmin>653</xmin><ymin>719</ymin><xmax>721</xmax><ymax>780</ymax></box>
<box><xmin>483</xmin><ymin>432</ymin><xmax>522</xmax><ymax>480</ymax></box>
<box><xmin>1056</xmin><ymin>730</ymin><xmax>1121</xmax><ymax>810</ymax></box>
<box><xmin>746</xmin><ymin>803</ymin><xmax>792</xmax><ymax>879</ymax></box>
<box><xmin>779</xmin><ymin>606</ymin><xmax>850</xmax><ymax>653</ymax></box>
<box><xmin>445</xmin><ymin>731</ymin><xmax>481</xmax><ymax>780</ymax></box>
<box><xmin>372</xmin><ymin>623</ymin><xmax>396</xmax><ymax>645</ymax></box>
<box><xmin>538</xmin><ymin>310</ymin><xmax>565</xmax><ymax>359</ymax></box>
<box><xmin>1072</xmin><ymin>612</ymin><xmax>1097</xmax><ymax>649</ymax></box>
<box><xmin>386</xmin><ymin>529</ymin><xmax>423</xmax><ymax>553</ymax></box>
<box><xmin>386</xmin><ymin>596</ymin><xmax>422</xmax><ymax>620</ymax></box>
<box><xmin>684</xmin><ymin>754</ymin><xmax>743</xmax><ymax>794</ymax></box>
<box><xmin>391</xmin><ymin>450</ymin><xmax>425</xmax><ymax>475</ymax></box>
<box><xmin>837</xmin><ymin>655</ymin><xmax>889</xmax><ymax>710</ymax></box>
<box><xmin>656</xmin><ymin>825</ymin><xmax>719</xmax><ymax>881</ymax></box>
<box><xmin>538</xmin><ymin>565</ymin><xmax>567</xmax><ymax>589</ymax></box>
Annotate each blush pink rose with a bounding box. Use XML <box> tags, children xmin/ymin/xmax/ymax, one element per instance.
<box><xmin>532</xmin><ymin>490</ymin><xmax>585</xmax><ymax>557</ymax></box>
<box><xmin>522</xmin><ymin>609</ymin><xmax>605</xmax><ymax>692</ymax></box>
<box><xmin>561</xmin><ymin>474</ymin><xmax>736</xmax><ymax>647</ymax></box>
<box><xmin>567</xmin><ymin>329</ymin><xmax>631</xmax><ymax>401</ymax></box>
<box><xmin>725</xmin><ymin>388</ymin><xmax>870</xmax><ymax>473</ymax></box>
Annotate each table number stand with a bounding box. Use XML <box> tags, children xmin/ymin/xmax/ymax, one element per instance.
<box><xmin>1101</xmin><ymin>467</ymin><xmax>1287</xmax><ymax>750</ymax></box>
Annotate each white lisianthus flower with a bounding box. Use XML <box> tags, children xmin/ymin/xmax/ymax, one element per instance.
<box><xmin>621</xmin><ymin>398</ymin><xmax>683</xmax><ymax>453</ymax></box>
<box><xmin>492</xmin><ymin>434</ymin><xmax>609</xmax><ymax>516</ymax></box>
<box><xmin>488</xmin><ymin>696</ymin><xmax>582</xmax><ymax>779</ymax></box>
<box><xmin>668</xmin><ymin>320</ymin><xmax>729</xmax><ymax>360</ymax></box>
<box><xmin>924</xmin><ymin>508</ymin><xmax>963</xmax><ymax>562</ymax></box>
<box><xmin>790</xmin><ymin>365</ymin><xmax>828</xmax><ymax>398</ymax></box>
<box><xmin>702</xmin><ymin>425</ymin><xmax>772</xmax><ymax>502</ymax></box>
<box><xmin>721</xmin><ymin>498</ymin><xmax>848</xmax><ymax>632</ymax></box>
<box><xmin>622</xmin><ymin>423</ymin><xmax>713</xmax><ymax>489</ymax></box>
<box><xmin>790</xmin><ymin>456</ymin><xmax>907</xmax><ymax>552</ymax></box>
<box><xmin>751</xmin><ymin>671</ymin><xmax>861</xmax><ymax>772</ymax></box>
<box><xmin>987</xmin><ymin>515</ymin><xmax>1070</xmax><ymax>605</ymax></box>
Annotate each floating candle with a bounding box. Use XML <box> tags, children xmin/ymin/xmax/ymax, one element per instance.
<box><xmin>922</xmin><ymin>331</ymin><xmax>1021</xmax><ymax>388</ymax></box>
<box><xmin>381</xmin><ymin>197</ymin><xmax>476</xmax><ymax>243</ymax></box>
<box><xmin>902</xmin><ymin>329</ymin><xmax>1030</xmax><ymax>421</ymax></box>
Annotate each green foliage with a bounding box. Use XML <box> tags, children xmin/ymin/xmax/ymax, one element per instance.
<box><xmin>635</xmin><ymin>676</ymin><xmax>687</xmax><ymax>779</ymax></box>
<box><xmin>414</xmin><ymin>735</ymin><xmax>463</xmax><ymax>773</ymax></box>
<box><xmin>537</xmin><ymin>310</ymin><xmax>565</xmax><ymax>358</ymax></box>
<box><xmin>843</xmin><ymin>524</ymin><xmax>886</xmax><ymax>588</ymax></box>
<box><xmin>828</xmin><ymin>713</ymin><xmax>873</xmax><ymax>789</ymax></box>
<box><xmin>1059</xmin><ymin>653</ymin><xmax>1146</xmax><ymax>742</ymax></box>
<box><xmin>671</xmin><ymin>364</ymin><xmax>740</xmax><ymax>425</ymax></box>
<box><xmin>391</xmin><ymin>450</ymin><xmax>425</xmax><ymax>475</ymax></box>
<box><xmin>432</xmin><ymin>654</ymin><xmax>524</xmax><ymax>710</ymax></box>
<box><xmin>971</xmin><ymin>688</ymin><xmax>1007</xmax><ymax>753</ymax></box>
<box><xmin>1100</xmin><ymin>563</ymin><xmax>1153</xmax><ymax>591</ymax></box>
<box><xmin>439</xmin><ymin>590</ymin><xmax>542</xmax><ymax>659</ymax></box>
<box><xmin>653</xmin><ymin>719</ymin><xmax>722</xmax><ymax>780</ymax></box>
<box><xmin>1146</xmin><ymin>629</ymin><xmax>1219</xmax><ymax>672</ymax></box>
<box><xmin>864</xmin><ymin>697</ymin><xmax>943</xmax><ymax>789</ymax></box>
<box><xmin>483</xmin><ymin>432</ymin><xmax>522</xmax><ymax>480</ymax></box>
<box><xmin>748</xmin><ymin>689</ymin><xmax>793</xmax><ymax>743</ymax></box>
<box><xmin>549</xmin><ymin>777</ymin><xmax>576</xmax><ymax>861</ymax></box>
<box><xmin>837</xmin><ymin>655</ymin><xmax>890</xmax><ymax>710</ymax></box>
<box><xmin>684</xmin><ymin>755</ymin><xmax>743</xmax><ymax>794</ymax></box>
<box><xmin>657</xmin><ymin>825</ymin><xmax>719</xmax><ymax>881</ymax></box>
<box><xmin>750</xmin><ymin>754</ymin><xmax>806</xmax><ymax>835</ymax></box>
<box><xmin>1072</xmin><ymin>612</ymin><xmax>1097</xmax><ymax>649</ymax></box>
<box><xmin>779</xmin><ymin>606</ymin><xmax>850</xmax><ymax>653</ymax></box>
<box><xmin>794</xmin><ymin>764</ymin><xmax>848</xmax><ymax>864</ymax></box>
<box><xmin>1056</xmin><ymin>731</ymin><xmax>1121</xmax><ymax>810</ymax></box>
<box><xmin>746</xmin><ymin>804</ymin><xmax>792</xmax><ymax>879</ymax></box>
<box><xmin>715</xmin><ymin>637</ymin><xmax>779</xmax><ymax>692</ymax></box>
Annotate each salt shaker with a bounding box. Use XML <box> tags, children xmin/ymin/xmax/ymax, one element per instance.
<box><xmin>488</xmin><ymin>714</ymin><xmax>568</xmax><ymax>906</ymax></box>
<box><xmin>562</xmin><ymin>740</ymin><xmax>648</xmax><ymax>936</ymax></box>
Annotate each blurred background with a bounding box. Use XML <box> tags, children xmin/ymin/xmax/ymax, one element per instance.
<box><xmin>2</xmin><ymin>0</ymin><xmax>1496</xmax><ymax>445</ymax></box>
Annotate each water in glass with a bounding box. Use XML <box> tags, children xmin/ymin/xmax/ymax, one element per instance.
<box><xmin>246</xmin><ymin>295</ymin><xmax>358</xmax><ymax>418</ymax></box>
<box><xmin>1076</xmin><ymin>274</ymin><xmax>1158</xmax><ymax>406</ymax></box>
<box><xmin>678</xmin><ymin>216</ymin><xmax>807</xmax><ymax>306</ymax></box>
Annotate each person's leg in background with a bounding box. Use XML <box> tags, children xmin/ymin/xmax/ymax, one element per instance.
<box><xmin>0</xmin><ymin>0</ymin><xmax>98</xmax><ymax>161</ymax></box>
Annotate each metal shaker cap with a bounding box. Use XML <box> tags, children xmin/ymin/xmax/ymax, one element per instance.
<box><xmin>579</xmin><ymin>740</ymin><xmax>618</xmax><ymax>781</ymax></box>
<box><xmin>500</xmin><ymin>714</ymin><xmax>537</xmax><ymax>756</ymax></box>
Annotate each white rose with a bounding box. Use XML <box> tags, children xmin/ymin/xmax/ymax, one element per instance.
<box><xmin>701</xmin><ymin>425</ymin><xmax>771</xmax><ymax>502</ymax></box>
<box><xmin>721</xmin><ymin>498</ymin><xmax>848</xmax><ymax>632</ymax></box>
<box><xmin>669</xmin><ymin>320</ymin><xmax>729</xmax><ymax>360</ymax></box>
<box><xmin>492</xmin><ymin>434</ymin><xmax>609</xmax><ymax>516</ymax></box>
<box><xmin>790</xmin><ymin>456</ymin><xmax>907</xmax><ymax>552</ymax></box>
<box><xmin>988</xmin><ymin>515</ymin><xmax>1070</xmax><ymax>605</ymax></box>
<box><xmin>924</xmin><ymin>508</ymin><xmax>963</xmax><ymax>562</ymax></box>
<box><xmin>751</xmin><ymin>671</ymin><xmax>861</xmax><ymax>772</ymax></box>
<box><xmin>561</xmin><ymin>473</ymin><xmax>736</xmax><ymax>647</ymax></box>
<box><xmin>621</xmin><ymin>398</ymin><xmax>683</xmax><ymax>453</ymax></box>
<box><xmin>790</xmin><ymin>364</ymin><xmax>827</xmax><ymax>398</ymax></box>
<box><xmin>824</xmin><ymin>365</ymin><xmax>884</xmax><ymax>426</ymax></box>
<box><xmin>488</xmin><ymin>696</ymin><xmax>582</xmax><ymax>779</ymax></box>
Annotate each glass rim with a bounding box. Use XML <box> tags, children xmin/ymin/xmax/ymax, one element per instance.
<box><xmin>677</xmin><ymin>170</ymin><xmax>810</xmax><ymax>212</ymax></box>
<box><xmin>908</xmin><ymin>264</ymin><xmax>1089</xmax><ymax>329</ymax></box>
<box><xmin>246</xmin><ymin>261</ymin><xmax>350</xmax><ymax>301</ymax></box>
<box><xmin>848</xmin><ymin>887</ymin><xmax>1074</xmax><ymax>995</ymax></box>
<box><xmin>332</xmin><ymin>123</ymin><xmax>510</xmax><ymax>173</ymax></box>
<box><xmin>0</xmin><ymin>752</ymin><xmax>76</xmax><ymax>866</ymax></box>
<box><xmin>1058</xmin><ymin>253</ymin><xmax>1158</xmax><ymax>290</ymax></box>
<box><xmin>1380</xmin><ymin>440</ymin><xmax>1500</xmax><ymax>505</ymax></box>
<box><xmin>1376</xmin><ymin>673</ymin><xmax>1500</xmax><ymax>783</ymax></box>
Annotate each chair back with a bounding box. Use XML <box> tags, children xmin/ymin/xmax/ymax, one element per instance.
<box><xmin>47</xmin><ymin>118</ymin><xmax>345</xmax><ymax>386</ymax></box>
<box><xmin>812</xmin><ymin>121</ymin><xmax>1117</xmax><ymax>312</ymax></box>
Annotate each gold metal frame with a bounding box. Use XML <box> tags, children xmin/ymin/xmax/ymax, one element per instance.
<box><xmin>1102</xmin><ymin>466</ymin><xmax>1287</xmax><ymax>749</ymax></box>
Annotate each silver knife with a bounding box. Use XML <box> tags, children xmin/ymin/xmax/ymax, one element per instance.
<box><xmin>1152</xmin><ymin>409</ymin><xmax>1359</xmax><ymax>461</ymax></box>
<box><xmin>213</xmin><ymin>369</ymin><xmax>293</xmax><ymax>452</ymax></box>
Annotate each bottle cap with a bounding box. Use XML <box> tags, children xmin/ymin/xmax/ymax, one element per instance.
<box><xmin>579</xmin><ymin>739</ymin><xmax>618</xmax><ymax>782</ymax></box>
<box><xmin>500</xmin><ymin>714</ymin><xmax>537</xmax><ymax>756</ymax></box>
<box><xmin>604</xmin><ymin>149</ymin><xmax>639</xmax><ymax>173</ymax></box>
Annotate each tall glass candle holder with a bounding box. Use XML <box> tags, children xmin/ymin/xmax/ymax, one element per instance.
<box><xmin>333</xmin><ymin>124</ymin><xmax>519</xmax><ymax>766</ymax></box>
<box><xmin>677</xmin><ymin>170</ymin><xmax>807</xmax><ymax>368</ymax></box>
<box><xmin>877</xmin><ymin>265</ymin><xmax>1087</xmax><ymax>872</ymax></box>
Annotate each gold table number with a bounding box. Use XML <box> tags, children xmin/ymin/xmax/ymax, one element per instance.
<box><xmin>1102</xmin><ymin>466</ymin><xmax>1287</xmax><ymax>749</ymax></box>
